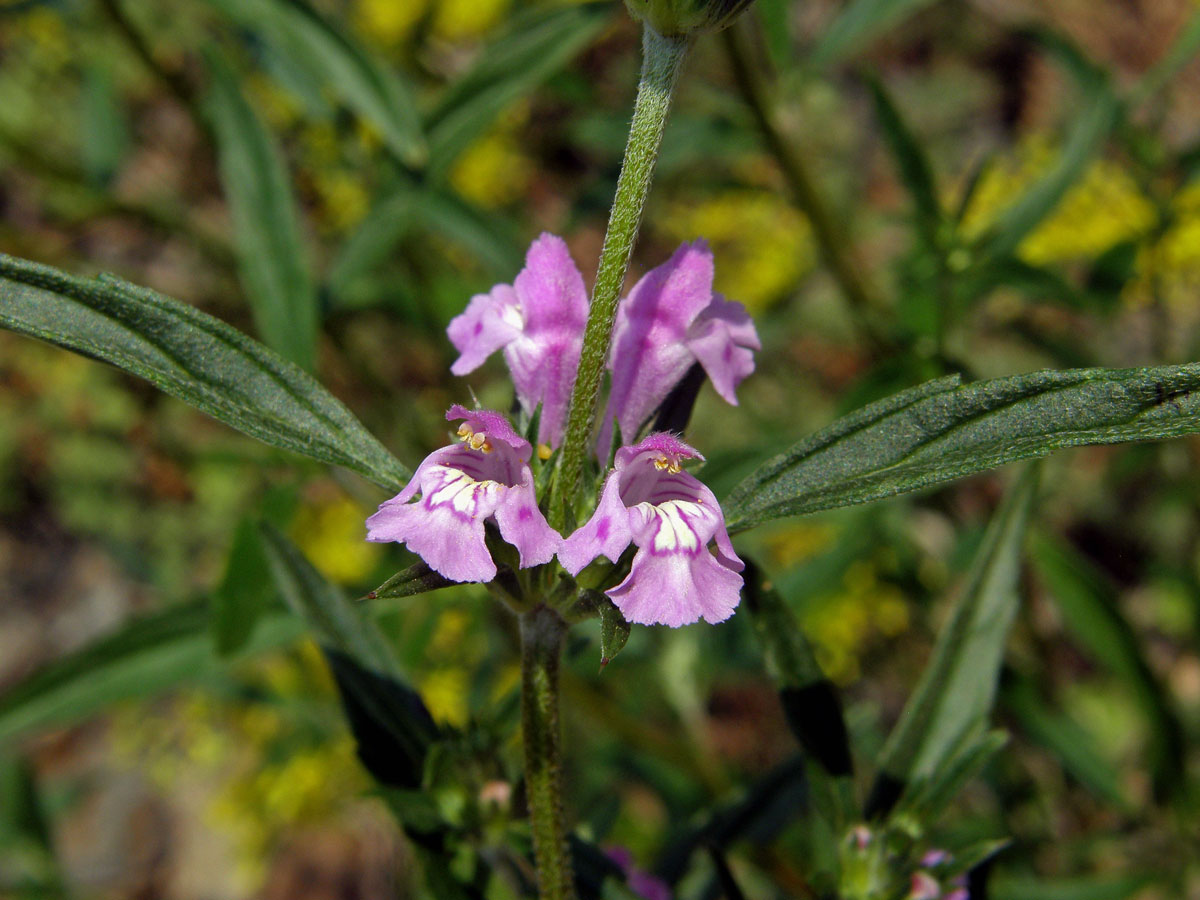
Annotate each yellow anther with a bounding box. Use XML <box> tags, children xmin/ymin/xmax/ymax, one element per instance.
<box><xmin>537</xmin><ymin>443</ymin><xmax>552</xmax><ymax>461</ymax></box>
<box><xmin>653</xmin><ymin>455</ymin><xmax>682</xmax><ymax>473</ymax></box>
<box><xmin>457</xmin><ymin>423</ymin><xmax>473</xmax><ymax>439</ymax></box>
<box><xmin>468</xmin><ymin>432</ymin><xmax>490</xmax><ymax>452</ymax></box>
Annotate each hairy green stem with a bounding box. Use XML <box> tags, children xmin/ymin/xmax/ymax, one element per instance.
<box><xmin>520</xmin><ymin>606</ymin><xmax>575</xmax><ymax>900</ymax></box>
<box><xmin>721</xmin><ymin>21</ymin><xmax>887</xmax><ymax>351</ymax></box>
<box><xmin>553</xmin><ymin>27</ymin><xmax>690</xmax><ymax>528</ymax></box>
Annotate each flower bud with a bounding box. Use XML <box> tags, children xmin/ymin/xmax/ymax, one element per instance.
<box><xmin>624</xmin><ymin>0</ymin><xmax>757</xmax><ymax>37</ymax></box>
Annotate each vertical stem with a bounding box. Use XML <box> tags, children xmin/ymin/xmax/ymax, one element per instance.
<box><xmin>521</xmin><ymin>606</ymin><xmax>575</xmax><ymax>900</ymax></box>
<box><xmin>553</xmin><ymin>28</ymin><xmax>690</xmax><ymax>528</ymax></box>
<box><xmin>721</xmin><ymin>21</ymin><xmax>888</xmax><ymax>353</ymax></box>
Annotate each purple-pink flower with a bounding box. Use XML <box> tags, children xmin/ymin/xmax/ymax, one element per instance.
<box><xmin>559</xmin><ymin>433</ymin><xmax>744</xmax><ymax>627</ymax></box>
<box><xmin>605</xmin><ymin>847</ymin><xmax>672</xmax><ymax>900</ymax></box>
<box><xmin>601</xmin><ymin>240</ymin><xmax>760</xmax><ymax>453</ymax></box>
<box><xmin>447</xmin><ymin>233</ymin><xmax>588</xmax><ymax>448</ymax></box>
<box><xmin>366</xmin><ymin>405</ymin><xmax>560</xmax><ymax>583</ymax></box>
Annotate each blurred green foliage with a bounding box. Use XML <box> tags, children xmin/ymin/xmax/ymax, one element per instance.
<box><xmin>2</xmin><ymin>0</ymin><xmax>1200</xmax><ymax>898</ymax></box>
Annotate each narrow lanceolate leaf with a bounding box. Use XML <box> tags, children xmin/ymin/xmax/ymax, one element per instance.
<box><xmin>206</xmin><ymin>49</ymin><xmax>318</xmax><ymax>371</ymax></box>
<box><xmin>1002</xmin><ymin>675</ymin><xmax>1132</xmax><ymax>810</ymax></box>
<box><xmin>1029</xmin><ymin>533</ymin><xmax>1186</xmax><ymax>798</ymax></box>
<box><xmin>423</xmin><ymin>2</ymin><xmax>610</xmax><ymax>179</ymax></box>
<box><xmin>868</xmin><ymin>77</ymin><xmax>940</xmax><ymax>245</ymax></box>
<box><xmin>208</xmin><ymin>0</ymin><xmax>425</xmax><ymax>166</ymax></box>
<box><xmin>598</xmin><ymin>598</ymin><xmax>631</xmax><ymax>668</ymax></box>
<box><xmin>212</xmin><ymin>518</ymin><xmax>275</xmax><ymax>657</ymax></box>
<box><xmin>743</xmin><ymin>563</ymin><xmax>852</xmax><ymax>780</ymax></box>
<box><xmin>0</xmin><ymin>600</ymin><xmax>302</xmax><ymax>746</ymax></box>
<box><xmin>810</xmin><ymin>0</ymin><xmax>940</xmax><ymax>68</ymax></box>
<box><xmin>724</xmin><ymin>363</ymin><xmax>1200</xmax><ymax>532</ymax></box>
<box><xmin>365</xmin><ymin>562</ymin><xmax>455</xmax><ymax>602</ymax></box>
<box><xmin>866</xmin><ymin>465</ymin><xmax>1038</xmax><ymax>819</ymax></box>
<box><xmin>975</xmin><ymin>32</ymin><xmax>1120</xmax><ymax>261</ymax></box>
<box><xmin>0</xmin><ymin>253</ymin><xmax>411</xmax><ymax>491</ymax></box>
<box><xmin>743</xmin><ymin>561</ymin><xmax>855</xmax><ymax>827</ymax></box>
<box><xmin>328</xmin><ymin>183</ymin><xmax>418</xmax><ymax>300</ymax></box>
<box><xmin>258</xmin><ymin>525</ymin><xmax>438</xmax><ymax>789</ymax></box>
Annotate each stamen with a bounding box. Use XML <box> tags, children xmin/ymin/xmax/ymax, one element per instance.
<box><xmin>468</xmin><ymin>432</ymin><xmax>491</xmax><ymax>452</ymax></box>
<box><xmin>653</xmin><ymin>455</ymin><xmax>681</xmax><ymax>473</ymax></box>
<box><xmin>457</xmin><ymin>423</ymin><xmax>473</xmax><ymax>439</ymax></box>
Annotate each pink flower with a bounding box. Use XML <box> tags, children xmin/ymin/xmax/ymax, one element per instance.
<box><xmin>600</xmin><ymin>240</ymin><xmax>759</xmax><ymax>453</ymax></box>
<box><xmin>605</xmin><ymin>847</ymin><xmax>672</xmax><ymax>900</ymax></box>
<box><xmin>559</xmin><ymin>433</ymin><xmax>743</xmax><ymax>627</ymax></box>
<box><xmin>909</xmin><ymin>872</ymin><xmax>942</xmax><ymax>900</ymax></box>
<box><xmin>366</xmin><ymin>405</ymin><xmax>561</xmax><ymax>582</ymax></box>
<box><xmin>447</xmin><ymin>234</ymin><xmax>588</xmax><ymax>448</ymax></box>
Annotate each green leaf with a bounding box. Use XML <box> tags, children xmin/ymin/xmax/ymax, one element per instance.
<box><xmin>0</xmin><ymin>252</ymin><xmax>410</xmax><ymax>491</ymax></box>
<box><xmin>988</xmin><ymin>873</ymin><xmax>1147</xmax><ymax>900</ymax></box>
<box><xmin>743</xmin><ymin>561</ymin><xmax>855</xmax><ymax>826</ymax></box>
<box><xmin>723</xmin><ymin>362</ymin><xmax>1200</xmax><ymax>532</ymax></box>
<box><xmin>204</xmin><ymin>0</ymin><xmax>425</xmax><ymax>166</ymax></box>
<box><xmin>0</xmin><ymin>601</ymin><xmax>302</xmax><ymax>746</ymax></box>
<box><xmin>258</xmin><ymin>524</ymin><xmax>439</xmax><ymax>789</ymax></box>
<box><xmin>899</xmin><ymin>730</ymin><xmax>1009</xmax><ymax>822</ymax></box>
<box><xmin>420</xmin><ymin>189</ymin><xmax>524</xmax><ymax>277</ymax></box>
<box><xmin>423</xmin><ymin>2</ymin><xmax>610</xmax><ymax>180</ymax></box>
<box><xmin>1029</xmin><ymin>532</ymin><xmax>1186</xmax><ymax>796</ymax></box>
<box><xmin>211</xmin><ymin>519</ymin><xmax>274</xmax><ymax>656</ymax></box>
<box><xmin>327</xmin><ymin>183</ymin><xmax>418</xmax><ymax>301</ymax></box>
<box><xmin>259</xmin><ymin>524</ymin><xmax>401</xmax><ymax>674</ymax></box>
<box><xmin>365</xmin><ymin>562</ymin><xmax>455</xmax><ymax>602</ymax></box>
<box><xmin>810</xmin><ymin>0</ymin><xmax>940</xmax><ymax>68</ymax></box>
<box><xmin>743</xmin><ymin>562</ymin><xmax>851</xmax><ymax>777</ymax></box>
<box><xmin>79</xmin><ymin>63</ymin><xmax>129</xmax><ymax>186</ymax></box>
<box><xmin>0</xmin><ymin>756</ymin><xmax>51</xmax><ymax>850</ymax></box>
<box><xmin>205</xmin><ymin>48</ymin><xmax>318</xmax><ymax>370</ymax></box>
<box><xmin>599</xmin><ymin>599</ymin><xmax>631</xmax><ymax>668</ymax></box>
<box><xmin>1001</xmin><ymin>675</ymin><xmax>1131</xmax><ymax>809</ymax></box>
<box><xmin>867</xmin><ymin>77</ymin><xmax>941</xmax><ymax>245</ymax></box>
<box><xmin>975</xmin><ymin>32</ymin><xmax>1120</xmax><ymax>261</ymax></box>
<box><xmin>1132</xmin><ymin>9</ymin><xmax>1200</xmax><ymax>106</ymax></box>
<box><xmin>867</xmin><ymin>464</ymin><xmax>1038</xmax><ymax>818</ymax></box>
<box><xmin>991</xmin><ymin>874</ymin><xmax>1153</xmax><ymax>900</ymax></box>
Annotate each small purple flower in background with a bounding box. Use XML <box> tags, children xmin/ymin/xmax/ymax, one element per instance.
<box><xmin>366</xmin><ymin>405</ymin><xmax>560</xmax><ymax>582</ymax></box>
<box><xmin>605</xmin><ymin>846</ymin><xmax>672</xmax><ymax>900</ymax></box>
<box><xmin>911</xmin><ymin>850</ymin><xmax>968</xmax><ymax>900</ymax></box>
<box><xmin>910</xmin><ymin>871</ymin><xmax>942</xmax><ymax>900</ymax></box>
<box><xmin>600</xmin><ymin>240</ymin><xmax>760</xmax><ymax>453</ymax></box>
<box><xmin>447</xmin><ymin>233</ymin><xmax>589</xmax><ymax>448</ymax></box>
<box><xmin>559</xmin><ymin>433</ymin><xmax>744</xmax><ymax>627</ymax></box>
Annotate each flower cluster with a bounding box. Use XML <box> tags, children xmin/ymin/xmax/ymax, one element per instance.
<box><xmin>367</xmin><ymin>234</ymin><xmax>759</xmax><ymax>627</ymax></box>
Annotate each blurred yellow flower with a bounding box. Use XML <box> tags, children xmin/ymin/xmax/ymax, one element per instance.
<box><xmin>291</xmin><ymin>492</ymin><xmax>382</xmax><ymax>584</ymax></box>
<box><xmin>433</xmin><ymin>0</ymin><xmax>512</xmax><ymax>41</ymax></box>
<box><xmin>23</xmin><ymin>8</ymin><xmax>72</xmax><ymax>69</ymax></box>
<box><xmin>1127</xmin><ymin>180</ymin><xmax>1200</xmax><ymax>308</ymax></box>
<box><xmin>959</xmin><ymin>137</ymin><xmax>1155</xmax><ymax>265</ymax></box>
<box><xmin>420</xmin><ymin>668</ymin><xmax>471</xmax><ymax>727</ymax></box>
<box><xmin>764</xmin><ymin>521</ymin><xmax>835</xmax><ymax>568</ymax></box>
<box><xmin>451</xmin><ymin>115</ymin><xmax>535</xmax><ymax>209</ymax></box>
<box><xmin>804</xmin><ymin>560</ymin><xmax>909</xmax><ymax>685</ymax></box>
<box><xmin>353</xmin><ymin>0</ymin><xmax>429</xmax><ymax>45</ymax></box>
<box><xmin>312</xmin><ymin>169</ymin><xmax>372</xmax><ymax>233</ymax></box>
<box><xmin>661</xmin><ymin>190</ymin><xmax>815</xmax><ymax>313</ymax></box>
